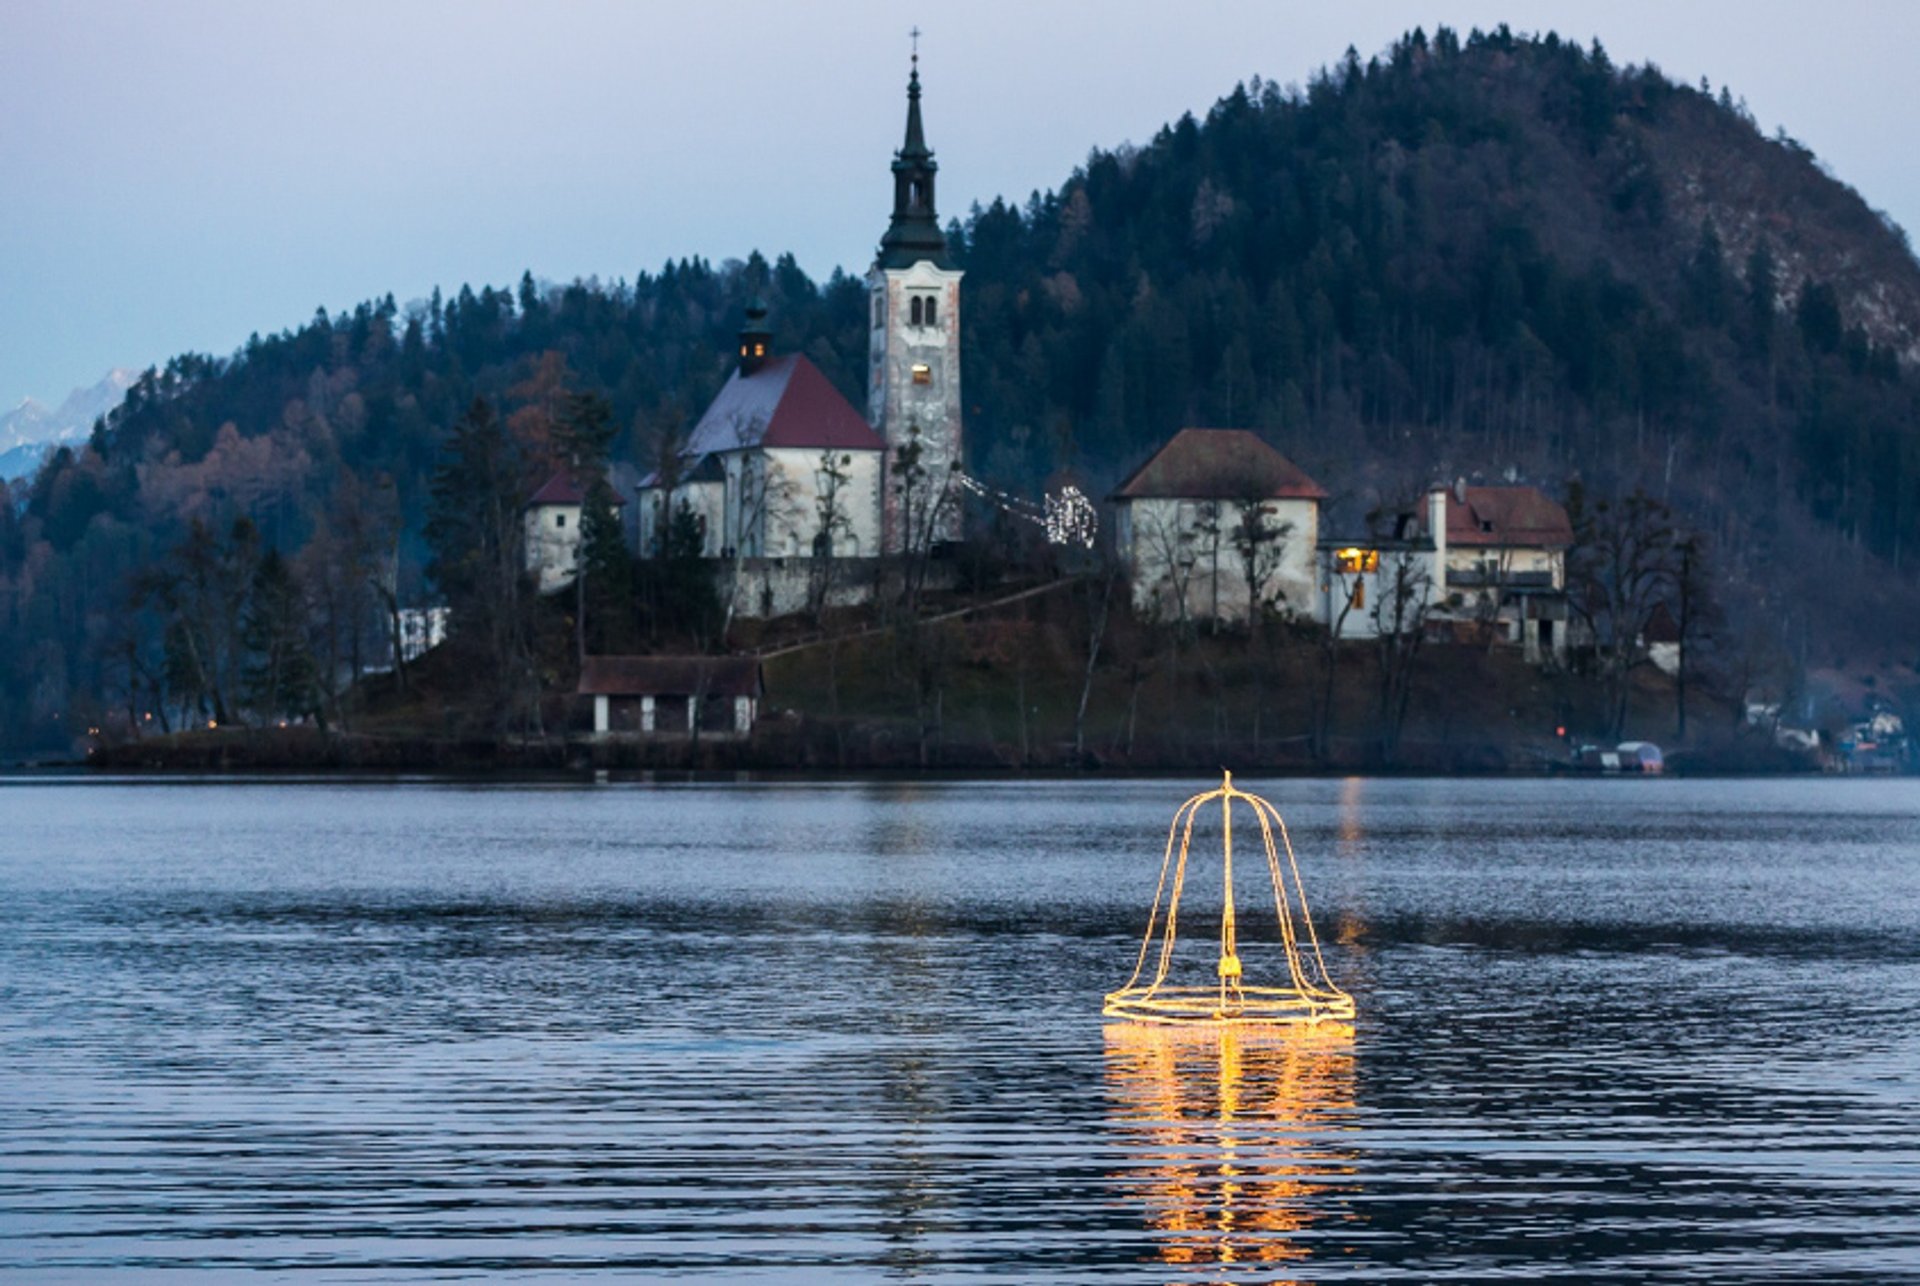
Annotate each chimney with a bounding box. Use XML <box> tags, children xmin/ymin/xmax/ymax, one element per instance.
<box><xmin>1429</xmin><ymin>485</ymin><xmax>1449</xmax><ymax>601</ymax></box>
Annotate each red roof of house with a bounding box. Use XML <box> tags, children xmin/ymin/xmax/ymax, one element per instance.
<box><xmin>683</xmin><ymin>354</ymin><xmax>885</xmax><ymax>457</ymax></box>
<box><xmin>577</xmin><ymin>655</ymin><xmax>763</xmax><ymax>699</ymax></box>
<box><xmin>1445</xmin><ymin>486</ymin><xmax>1571</xmax><ymax>548</ymax></box>
<box><xmin>1643</xmin><ymin>601</ymin><xmax>1682</xmax><ymax>644</ymax></box>
<box><xmin>1109</xmin><ymin>429</ymin><xmax>1326</xmax><ymax>502</ymax></box>
<box><xmin>528</xmin><ymin>470</ymin><xmax>627</xmax><ymax>508</ymax></box>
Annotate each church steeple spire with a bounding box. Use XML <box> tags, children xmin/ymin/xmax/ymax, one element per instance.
<box><xmin>901</xmin><ymin>52</ymin><xmax>929</xmax><ymax>158</ymax></box>
<box><xmin>878</xmin><ymin>42</ymin><xmax>949</xmax><ymax>270</ymax></box>
<box><xmin>867</xmin><ymin>39</ymin><xmax>965</xmax><ymax>554</ymax></box>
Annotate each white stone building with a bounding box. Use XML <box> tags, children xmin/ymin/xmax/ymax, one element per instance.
<box><xmin>1110</xmin><ymin>428</ymin><xmax>1326</xmax><ymax>626</ymax></box>
<box><xmin>868</xmin><ymin>56</ymin><xmax>964</xmax><ymax>551</ymax></box>
<box><xmin>634</xmin><ymin>62</ymin><xmax>967</xmax><ymax>618</ymax></box>
<box><xmin>1432</xmin><ymin>481</ymin><xmax>1573</xmax><ymax>662</ymax></box>
<box><xmin>638</xmin><ymin>304</ymin><xmax>886</xmax><ymax>568</ymax></box>
<box><xmin>1318</xmin><ymin>504</ymin><xmax>1440</xmax><ymax>641</ymax></box>
<box><xmin>523</xmin><ymin>471</ymin><xmax>625</xmax><ymax>595</ymax></box>
<box><xmin>634</xmin><ymin>454</ymin><xmax>725</xmax><ymax>558</ymax></box>
<box><xmin>523</xmin><ymin>473</ymin><xmax>584</xmax><ymax>594</ymax></box>
<box><xmin>1317</xmin><ymin>482</ymin><xmax>1573</xmax><ymax>661</ymax></box>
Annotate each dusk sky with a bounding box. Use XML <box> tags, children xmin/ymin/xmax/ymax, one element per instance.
<box><xmin>5</xmin><ymin>0</ymin><xmax>1916</xmax><ymax>408</ymax></box>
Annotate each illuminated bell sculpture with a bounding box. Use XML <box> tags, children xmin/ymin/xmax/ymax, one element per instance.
<box><xmin>1106</xmin><ymin>772</ymin><xmax>1354</xmax><ymax>1027</ymax></box>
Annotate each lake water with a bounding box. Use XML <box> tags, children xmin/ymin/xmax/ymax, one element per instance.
<box><xmin>2</xmin><ymin>776</ymin><xmax>1918</xmax><ymax>1282</ymax></box>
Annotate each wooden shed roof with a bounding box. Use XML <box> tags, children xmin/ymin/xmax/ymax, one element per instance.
<box><xmin>576</xmin><ymin>656</ymin><xmax>764</xmax><ymax>699</ymax></box>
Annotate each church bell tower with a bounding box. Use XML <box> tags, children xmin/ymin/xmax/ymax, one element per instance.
<box><xmin>869</xmin><ymin>47</ymin><xmax>964</xmax><ymax>552</ymax></box>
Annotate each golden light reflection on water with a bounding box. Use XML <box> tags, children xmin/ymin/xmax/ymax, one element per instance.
<box><xmin>1337</xmin><ymin>777</ymin><xmax>1367</xmax><ymax>856</ymax></box>
<box><xmin>1104</xmin><ymin>1023</ymin><xmax>1359</xmax><ymax>1279</ymax></box>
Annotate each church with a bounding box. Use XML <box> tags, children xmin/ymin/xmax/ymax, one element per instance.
<box><xmin>632</xmin><ymin>55</ymin><xmax>963</xmax><ymax>616</ymax></box>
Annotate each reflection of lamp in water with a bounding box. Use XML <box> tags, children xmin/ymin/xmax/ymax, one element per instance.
<box><xmin>1337</xmin><ymin>775</ymin><xmax>1366</xmax><ymax>855</ymax></box>
<box><xmin>1106</xmin><ymin>772</ymin><xmax>1354</xmax><ymax>1026</ymax></box>
<box><xmin>1105</xmin><ymin>1022</ymin><xmax>1358</xmax><ymax>1274</ymax></box>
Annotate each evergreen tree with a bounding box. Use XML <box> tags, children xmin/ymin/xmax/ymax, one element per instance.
<box><xmin>1743</xmin><ymin>242</ymin><xmax>1778</xmax><ymax>357</ymax></box>
<box><xmin>241</xmin><ymin>549</ymin><xmax>321</xmax><ymax>725</ymax></box>
<box><xmin>555</xmin><ymin>392</ymin><xmax>633</xmax><ymax>659</ymax></box>
<box><xmin>636</xmin><ymin>500</ymin><xmax>720</xmax><ymax>646</ymax></box>
<box><xmin>7</xmin><ymin>29</ymin><xmax>1920</xmax><ymax>753</ymax></box>
<box><xmin>1682</xmin><ymin>220</ymin><xmax>1729</xmax><ymax>327</ymax></box>
<box><xmin>425</xmin><ymin>397</ymin><xmax>536</xmax><ymax>731</ymax></box>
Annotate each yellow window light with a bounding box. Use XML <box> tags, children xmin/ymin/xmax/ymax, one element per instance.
<box><xmin>1334</xmin><ymin>548</ymin><xmax>1378</xmax><ymax>574</ymax></box>
<box><xmin>911</xmin><ymin>363</ymin><xmax>932</xmax><ymax>384</ymax></box>
<box><xmin>1105</xmin><ymin>771</ymin><xmax>1354</xmax><ymax>1028</ymax></box>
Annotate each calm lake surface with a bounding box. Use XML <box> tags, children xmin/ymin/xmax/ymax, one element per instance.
<box><xmin>2</xmin><ymin>775</ymin><xmax>1918</xmax><ymax>1282</ymax></box>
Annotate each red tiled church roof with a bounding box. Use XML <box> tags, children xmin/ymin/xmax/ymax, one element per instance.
<box><xmin>1110</xmin><ymin>429</ymin><xmax>1327</xmax><ymax>502</ymax></box>
<box><xmin>683</xmin><ymin>354</ymin><xmax>885</xmax><ymax>457</ymax></box>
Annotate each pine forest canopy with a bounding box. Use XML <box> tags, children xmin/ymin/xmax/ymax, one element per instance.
<box><xmin>5</xmin><ymin>25</ymin><xmax>1920</xmax><ymax>749</ymax></box>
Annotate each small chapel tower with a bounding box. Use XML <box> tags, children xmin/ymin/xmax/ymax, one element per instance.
<box><xmin>868</xmin><ymin>46</ymin><xmax>964</xmax><ymax>552</ymax></box>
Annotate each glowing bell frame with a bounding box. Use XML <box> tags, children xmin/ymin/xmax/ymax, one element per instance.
<box><xmin>1106</xmin><ymin>772</ymin><xmax>1355</xmax><ymax>1027</ymax></box>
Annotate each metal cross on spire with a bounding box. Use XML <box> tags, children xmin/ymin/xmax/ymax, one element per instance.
<box><xmin>910</xmin><ymin>25</ymin><xmax>921</xmax><ymax>65</ymax></box>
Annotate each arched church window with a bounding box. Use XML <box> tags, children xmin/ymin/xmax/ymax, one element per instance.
<box><xmin>924</xmin><ymin>296</ymin><xmax>937</xmax><ymax>326</ymax></box>
<box><xmin>910</xmin><ymin>297</ymin><xmax>923</xmax><ymax>326</ymax></box>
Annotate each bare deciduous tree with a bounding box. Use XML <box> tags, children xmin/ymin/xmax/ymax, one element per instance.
<box><xmin>1568</xmin><ymin>486</ymin><xmax>1681</xmax><ymax>739</ymax></box>
<box><xmin>807</xmin><ymin>449</ymin><xmax>856</xmax><ymax>622</ymax></box>
<box><xmin>1074</xmin><ymin>561</ymin><xmax>1120</xmax><ymax>761</ymax></box>
<box><xmin>1134</xmin><ymin>504</ymin><xmax>1199</xmax><ymax>636</ymax></box>
<box><xmin>1228</xmin><ymin>490</ymin><xmax>1293</xmax><ymax>640</ymax></box>
<box><xmin>713</xmin><ymin>413</ymin><xmax>794</xmax><ymax>646</ymax></box>
<box><xmin>1371</xmin><ymin>546</ymin><xmax>1434</xmax><ymax>765</ymax></box>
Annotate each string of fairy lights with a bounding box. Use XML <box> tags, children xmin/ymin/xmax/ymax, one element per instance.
<box><xmin>953</xmin><ymin>473</ymin><xmax>1100</xmax><ymax>549</ymax></box>
<box><xmin>1104</xmin><ymin>770</ymin><xmax>1354</xmax><ymax>1028</ymax></box>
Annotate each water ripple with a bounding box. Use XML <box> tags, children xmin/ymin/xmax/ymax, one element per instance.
<box><xmin>1</xmin><ymin>777</ymin><xmax>1918</xmax><ymax>1280</ymax></box>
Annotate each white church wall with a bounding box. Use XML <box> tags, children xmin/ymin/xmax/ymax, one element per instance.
<box><xmin>637</xmin><ymin>480</ymin><xmax>725</xmax><ymax>558</ymax></box>
<box><xmin>759</xmin><ymin>447</ymin><xmax>884</xmax><ymax>559</ymax></box>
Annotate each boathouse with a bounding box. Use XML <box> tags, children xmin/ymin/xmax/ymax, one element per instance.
<box><xmin>577</xmin><ymin>656</ymin><xmax>765</xmax><ymax>738</ymax></box>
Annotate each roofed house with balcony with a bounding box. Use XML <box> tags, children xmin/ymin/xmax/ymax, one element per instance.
<box><xmin>1430</xmin><ymin>480</ymin><xmax>1575</xmax><ymax>662</ymax></box>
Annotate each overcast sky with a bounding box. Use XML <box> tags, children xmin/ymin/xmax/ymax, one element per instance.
<box><xmin>4</xmin><ymin>0</ymin><xmax>1917</xmax><ymax>407</ymax></box>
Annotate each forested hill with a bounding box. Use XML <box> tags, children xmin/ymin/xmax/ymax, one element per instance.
<box><xmin>6</xmin><ymin>25</ymin><xmax>1920</xmax><ymax>748</ymax></box>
